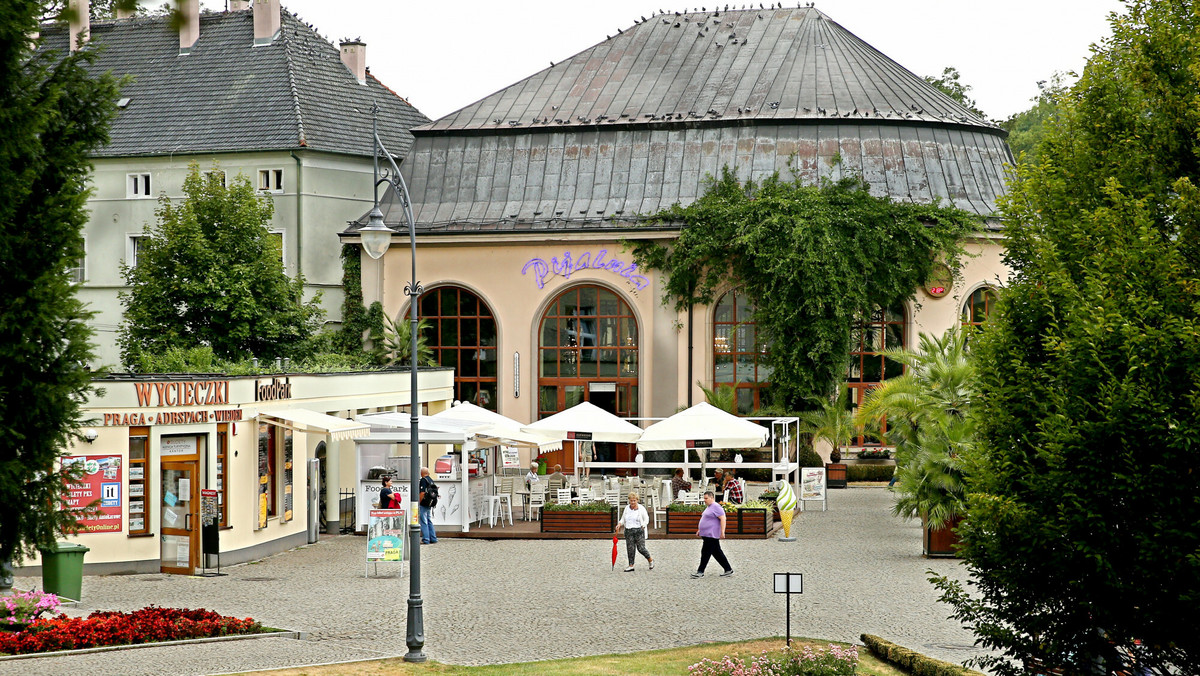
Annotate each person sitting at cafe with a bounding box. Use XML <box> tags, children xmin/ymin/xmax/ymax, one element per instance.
<box><xmin>671</xmin><ymin>468</ymin><xmax>692</xmax><ymax>498</ymax></box>
<box><xmin>723</xmin><ymin>468</ymin><xmax>744</xmax><ymax>504</ymax></box>
<box><xmin>525</xmin><ymin>464</ymin><xmax>541</xmax><ymax>488</ymax></box>
<box><xmin>546</xmin><ymin>464</ymin><xmax>569</xmax><ymax>487</ymax></box>
<box><xmin>711</xmin><ymin>468</ymin><xmax>726</xmax><ymax>492</ymax></box>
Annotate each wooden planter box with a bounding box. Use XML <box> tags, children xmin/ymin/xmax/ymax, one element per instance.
<box><xmin>922</xmin><ymin>514</ymin><xmax>963</xmax><ymax>558</ymax></box>
<box><xmin>666</xmin><ymin>508</ymin><xmax>770</xmax><ymax>535</ymax></box>
<box><xmin>541</xmin><ymin>508</ymin><xmax>616</xmax><ymax>533</ymax></box>
<box><xmin>826</xmin><ymin>463</ymin><xmax>848</xmax><ymax>488</ymax></box>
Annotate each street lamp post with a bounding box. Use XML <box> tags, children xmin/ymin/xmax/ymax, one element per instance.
<box><xmin>362</xmin><ymin>104</ymin><xmax>426</xmax><ymax>662</ymax></box>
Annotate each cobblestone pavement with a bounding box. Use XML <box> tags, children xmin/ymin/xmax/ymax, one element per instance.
<box><xmin>7</xmin><ymin>487</ymin><xmax>990</xmax><ymax>675</ymax></box>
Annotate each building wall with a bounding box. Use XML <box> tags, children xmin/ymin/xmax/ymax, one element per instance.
<box><xmin>19</xmin><ymin>369</ymin><xmax>453</xmax><ymax>574</ymax></box>
<box><xmin>80</xmin><ymin>150</ymin><xmax>377</xmax><ymax>367</ymax></box>
<box><xmin>370</xmin><ymin>233</ymin><xmax>1011</xmax><ymax>425</ymax></box>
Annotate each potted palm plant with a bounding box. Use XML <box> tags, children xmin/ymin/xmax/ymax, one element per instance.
<box><xmin>798</xmin><ymin>383</ymin><xmax>856</xmax><ymax>488</ymax></box>
<box><xmin>855</xmin><ymin>327</ymin><xmax>973</xmax><ymax>557</ymax></box>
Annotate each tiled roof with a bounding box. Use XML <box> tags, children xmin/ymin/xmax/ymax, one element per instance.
<box><xmin>354</xmin><ymin>7</ymin><xmax>1010</xmax><ymax>234</ymax></box>
<box><xmin>423</xmin><ymin>7</ymin><xmax>996</xmax><ymax>133</ymax></box>
<box><xmin>37</xmin><ymin>9</ymin><xmax>429</xmax><ymax>158</ymax></box>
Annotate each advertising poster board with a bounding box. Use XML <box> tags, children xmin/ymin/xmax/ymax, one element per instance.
<box><xmin>800</xmin><ymin>467</ymin><xmax>827</xmax><ymax>512</ymax></box>
<box><xmin>500</xmin><ymin>446</ymin><xmax>520</xmax><ymax>468</ymax></box>
<box><xmin>63</xmin><ymin>454</ymin><xmax>123</xmax><ymax>533</ymax></box>
<box><xmin>367</xmin><ymin>509</ymin><xmax>405</xmax><ymax>577</ymax></box>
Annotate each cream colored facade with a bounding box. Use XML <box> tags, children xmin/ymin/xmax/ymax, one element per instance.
<box><xmin>21</xmin><ymin>369</ymin><xmax>452</xmax><ymax>575</ymax></box>
<box><xmin>365</xmin><ymin>231</ymin><xmax>1011</xmax><ymax>430</ymax></box>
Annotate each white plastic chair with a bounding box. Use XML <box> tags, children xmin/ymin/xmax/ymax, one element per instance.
<box><xmin>486</xmin><ymin>477</ymin><xmax>513</xmax><ymax>527</ymax></box>
<box><xmin>604</xmin><ymin>489</ymin><xmax>621</xmax><ymax>508</ymax></box>
<box><xmin>528</xmin><ymin>487</ymin><xmax>545</xmax><ymax>521</ymax></box>
<box><xmin>556</xmin><ymin>488</ymin><xmax>572</xmax><ymax>505</ymax></box>
<box><xmin>681</xmin><ymin>491</ymin><xmax>700</xmax><ymax>505</ymax></box>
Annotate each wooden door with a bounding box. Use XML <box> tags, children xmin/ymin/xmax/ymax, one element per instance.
<box><xmin>160</xmin><ymin>460</ymin><xmax>200</xmax><ymax>574</ymax></box>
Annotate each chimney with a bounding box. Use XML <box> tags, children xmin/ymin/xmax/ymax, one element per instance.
<box><xmin>178</xmin><ymin>0</ymin><xmax>199</xmax><ymax>53</ymax></box>
<box><xmin>340</xmin><ymin>40</ymin><xmax>366</xmax><ymax>85</ymax></box>
<box><xmin>229</xmin><ymin>0</ymin><xmax>250</xmax><ymax>10</ymax></box>
<box><xmin>68</xmin><ymin>0</ymin><xmax>89</xmax><ymax>52</ymax></box>
<box><xmin>253</xmin><ymin>0</ymin><xmax>280</xmax><ymax>45</ymax></box>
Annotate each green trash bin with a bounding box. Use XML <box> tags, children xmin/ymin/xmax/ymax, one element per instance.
<box><xmin>39</xmin><ymin>542</ymin><xmax>89</xmax><ymax>601</ymax></box>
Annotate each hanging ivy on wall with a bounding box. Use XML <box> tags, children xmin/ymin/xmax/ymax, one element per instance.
<box><xmin>630</xmin><ymin>167</ymin><xmax>979</xmax><ymax>410</ymax></box>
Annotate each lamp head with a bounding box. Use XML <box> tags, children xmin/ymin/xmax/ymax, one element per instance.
<box><xmin>82</xmin><ymin>428</ymin><xmax>98</xmax><ymax>443</ymax></box>
<box><xmin>359</xmin><ymin>206</ymin><xmax>392</xmax><ymax>260</ymax></box>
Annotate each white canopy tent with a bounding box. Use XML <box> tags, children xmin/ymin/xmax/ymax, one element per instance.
<box><xmin>428</xmin><ymin>403</ymin><xmax>562</xmax><ymax>454</ymax></box>
<box><xmin>520</xmin><ymin>401</ymin><xmax>644</xmax><ymax>477</ymax></box>
<box><xmin>636</xmin><ymin>402</ymin><xmax>800</xmax><ymax>495</ymax></box>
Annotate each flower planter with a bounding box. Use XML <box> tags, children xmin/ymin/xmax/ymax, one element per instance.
<box><xmin>922</xmin><ymin>514</ymin><xmax>963</xmax><ymax>558</ymax></box>
<box><xmin>540</xmin><ymin>508</ymin><xmax>616</xmax><ymax>533</ymax></box>
<box><xmin>825</xmin><ymin>463</ymin><xmax>848</xmax><ymax>488</ymax></box>
<box><xmin>666</xmin><ymin>508</ymin><xmax>770</xmax><ymax>535</ymax></box>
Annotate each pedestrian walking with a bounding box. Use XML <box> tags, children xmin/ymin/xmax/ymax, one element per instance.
<box><xmin>615</xmin><ymin>492</ymin><xmax>653</xmax><ymax>572</ymax></box>
<box><xmin>692</xmin><ymin>490</ymin><xmax>733</xmax><ymax>578</ymax></box>
<box><xmin>418</xmin><ymin>467</ymin><xmax>439</xmax><ymax>544</ymax></box>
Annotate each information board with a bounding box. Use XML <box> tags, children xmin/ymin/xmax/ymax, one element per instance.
<box><xmin>201</xmin><ymin>489</ymin><xmax>220</xmax><ymax>556</ymax></box>
<box><xmin>799</xmin><ymin>467</ymin><xmax>827</xmax><ymax>512</ymax></box>
<box><xmin>367</xmin><ymin>508</ymin><xmax>406</xmax><ymax>571</ymax></box>
<box><xmin>63</xmin><ymin>454</ymin><xmax>123</xmax><ymax>533</ymax></box>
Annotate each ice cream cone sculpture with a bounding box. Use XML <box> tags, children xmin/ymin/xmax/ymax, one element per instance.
<box><xmin>776</xmin><ymin>480</ymin><xmax>798</xmax><ymax>538</ymax></box>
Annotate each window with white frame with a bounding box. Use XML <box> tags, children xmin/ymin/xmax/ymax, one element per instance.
<box><xmin>67</xmin><ymin>236</ymin><xmax>86</xmax><ymax>284</ymax></box>
<box><xmin>127</xmin><ymin>234</ymin><xmax>149</xmax><ymax>269</ymax></box>
<box><xmin>127</xmin><ymin>173</ymin><xmax>152</xmax><ymax>198</ymax></box>
<box><xmin>257</xmin><ymin>169</ymin><xmax>283</xmax><ymax>193</ymax></box>
<box><xmin>267</xmin><ymin>229</ymin><xmax>285</xmax><ymax>268</ymax></box>
<box><xmin>202</xmin><ymin>170</ymin><xmax>226</xmax><ymax>187</ymax></box>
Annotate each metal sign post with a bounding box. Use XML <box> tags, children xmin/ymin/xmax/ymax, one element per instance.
<box><xmin>773</xmin><ymin>572</ymin><xmax>803</xmax><ymax>646</ymax></box>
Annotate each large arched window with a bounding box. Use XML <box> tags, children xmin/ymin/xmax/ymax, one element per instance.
<box><xmin>712</xmin><ymin>289</ymin><xmax>771</xmax><ymax>414</ymax></box>
<box><xmin>962</xmin><ymin>286</ymin><xmax>999</xmax><ymax>328</ymax></box>
<box><xmin>418</xmin><ymin>286</ymin><xmax>498</xmax><ymax>410</ymax></box>
<box><xmin>847</xmin><ymin>302</ymin><xmax>907</xmax><ymax>446</ymax></box>
<box><xmin>538</xmin><ymin>285</ymin><xmax>638</xmax><ymax>418</ymax></box>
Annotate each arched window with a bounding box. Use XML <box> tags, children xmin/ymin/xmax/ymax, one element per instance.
<box><xmin>537</xmin><ymin>285</ymin><xmax>638</xmax><ymax>418</ymax></box>
<box><xmin>418</xmin><ymin>286</ymin><xmax>498</xmax><ymax>410</ymax></box>
<box><xmin>962</xmin><ymin>286</ymin><xmax>999</xmax><ymax>328</ymax></box>
<box><xmin>847</xmin><ymin>302</ymin><xmax>907</xmax><ymax>446</ymax></box>
<box><xmin>712</xmin><ymin>289</ymin><xmax>771</xmax><ymax>414</ymax></box>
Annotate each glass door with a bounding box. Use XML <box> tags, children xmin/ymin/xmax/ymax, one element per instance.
<box><xmin>161</xmin><ymin>461</ymin><xmax>199</xmax><ymax>575</ymax></box>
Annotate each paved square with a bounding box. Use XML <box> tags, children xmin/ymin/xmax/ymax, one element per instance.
<box><xmin>7</xmin><ymin>487</ymin><xmax>988</xmax><ymax>675</ymax></box>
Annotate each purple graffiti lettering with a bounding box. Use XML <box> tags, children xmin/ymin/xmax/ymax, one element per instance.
<box><xmin>592</xmin><ymin>249</ymin><xmax>609</xmax><ymax>269</ymax></box>
<box><xmin>521</xmin><ymin>250</ymin><xmax>649</xmax><ymax>291</ymax></box>
<box><xmin>551</xmin><ymin>253</ymin><xmax>574</xmax><ymax>278</ymax></box>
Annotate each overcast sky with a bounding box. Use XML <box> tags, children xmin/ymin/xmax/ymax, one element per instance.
<box><xmin>195</xmin><ymin>0</ymin><xmax>1126</xmax><ymax>122</ymax></box>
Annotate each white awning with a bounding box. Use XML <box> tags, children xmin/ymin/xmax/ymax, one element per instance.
<box><xmin>358</xmin><ymin>407</ymin><xmax>562</xmax><ymax>451</ymax></box>
<box><xmin>636</xmin><ymin>402</ymin><xmax>770</xmax><ymax>451</ymax></box>
<box><xmin>520</xmin><ymin>401</ymin><xmax>644</xmax><ymax>443</ymax></box>
<box><xmin>258</xmin><ymin>409</ymin><xmax>369</xmax><ymax>441</ymax></box>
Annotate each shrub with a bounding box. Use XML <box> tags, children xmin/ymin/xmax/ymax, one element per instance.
<box><xmin>856</xmin><ymin>448</ymin><xmax>892</xmax><ymax>459</ymax></box>
<box><xmin>848</xmin><ymin>464</ymin><xmax>895</xmax><ymax>482</ymax></box>
<box><xmin>689</xmin><ymin>643</ymin><xmax>858</xmax><ymax>676</ymax></box>
<box><xmin>542</xmin><ymin>501</ymin><xmax>612</xmax><ymax>512</ymax></box>
<box><xmin>1</xmin><ymin>591</ymin><xmax>59</xmax><ymax>627</ymax></box>
<box><xmin>797</xmin><ymin>445</ymin><xmax>824</xmax><ymax>468</ymax></box>
<box><xmin>860</xmin><ymin>634</ymin><xmax>985</xmax><ymax>676</ymax></box>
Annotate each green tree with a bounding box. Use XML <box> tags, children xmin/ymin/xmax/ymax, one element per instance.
<box><xmin>383</xmin><ymin>314</ymin><xmax>435</xmax><ymax>366</ymax></box>
<box><xmin>632</xmin><ymin>169</ymin><xmax>975</xmax><ymax>410</ymax></box>
<box><xmin>932</xmin><ymin>2</ymin><xmax>1200</xmax><ymax>672</ymax></box>
<box><xmin>119</xmin><ymin>164</ymin><xmax>324</xmax><ymax>364</ymax></box>
<box><xmin>855</xmin><ymin>327</ymin><xmax>973</xmax><ymax>529</ymax></box>
<box><xmin>698</xmin><ymin>381</ymin><xmax>737</xmax><ymax>414</ymax></box>
<box><xmin>924</xmin><ymin>66</ymin><xmax>987</xmax><ymax>119</ymax></box>
<box><xmin>797</xmin><ymin>383</ymin><xmax>856</xmax><ymax>463</ymax></box>
<box><xmin>0</xmin><ymin>0</ymin><xmax>120</xmax><ymax>569</ymax></box>
<box><xmin>999</xmin><ymin>75</ymin><xmax>1068</xmax><ymax>166</ymax></box>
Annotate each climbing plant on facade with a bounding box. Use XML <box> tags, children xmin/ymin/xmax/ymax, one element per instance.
<box><xmin>631</xmin><ymin>168</ymin><xmax>978</xmax><ymax>408</ymax></box>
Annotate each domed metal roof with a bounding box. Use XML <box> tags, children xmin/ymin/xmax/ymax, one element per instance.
<box><xmin>372</xmin><ymin>7</ymin><xmax>1012</xmax><ymax>234</ymax></box>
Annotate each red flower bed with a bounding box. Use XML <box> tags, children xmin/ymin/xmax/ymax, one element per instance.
<box><xmin>0</xmin><ymin>606</ymin><xmax>263</xmax><ymax>655</ymax></box>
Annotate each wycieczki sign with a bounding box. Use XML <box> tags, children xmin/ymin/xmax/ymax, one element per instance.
<box><xmin>96</xmin><ymin>377</ymin><xmax>300</xmax><ymax>427</ymax></box>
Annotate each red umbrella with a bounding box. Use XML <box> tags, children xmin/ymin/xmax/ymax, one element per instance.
<box><xmin>611</xmin><ymin>534</ymin><xmax>619</xmax><ymax>571</ymax></box>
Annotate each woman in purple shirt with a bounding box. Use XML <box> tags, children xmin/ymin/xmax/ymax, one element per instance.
<box><xmin>691</xmin><ymin>491</ymin><xmax>734</xmax><ymax>578</ymax></box>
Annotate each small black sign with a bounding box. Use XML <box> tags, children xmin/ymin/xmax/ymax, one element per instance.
<box><xmin>687</xmin><ymin>439</ymin><xmax>714</xmax><ymax>448</ymax></box>
<box><xmin>569</xmin><ymin>431</ymin><xmax>593</xmax><ymax>440</ymax></box>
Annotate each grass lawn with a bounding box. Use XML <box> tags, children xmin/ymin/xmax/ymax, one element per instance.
<box><xmin>246</xmin><ymin>637</ymin><xmax>906</xmax><ymax>675</ymax></box>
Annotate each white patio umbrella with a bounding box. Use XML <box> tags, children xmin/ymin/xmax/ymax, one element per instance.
<box><xmin>520</xmin><ymin>401</ymin><xmax>643</xmax><ymax>476</ymax></box>
<box><xmin>636</xmin><ymin>401</ymin><xmax>770</xmax><ymax>479</ymax></box>
<box><xmin>429</xmin><ymin>402</ymin><xmax>561</xmax><ymax>452</ymax></box>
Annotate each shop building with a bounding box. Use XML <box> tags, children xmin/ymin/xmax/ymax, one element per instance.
<box><xmin>21</xmin><ymin>368</ymin><xmax>453</xmax><ymax>576</ymax></box>
<box><xmin>347</xmin><ymin>7</ymin><xmax>1013</xmax><ymax>447</ymax></box>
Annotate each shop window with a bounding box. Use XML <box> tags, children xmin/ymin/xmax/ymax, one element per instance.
<box><xmin>418</xmin><ymin>286</ymin><xmax>498</xmax><ymax>410</ymax></box>
<box><xmin>847</xmin><ymin>303</ymin><xmax>907</xmax><ymax>445</ymax></box>
<box><xmin>537</xmin><ymin>285</ymin><xmax>638</xmax><ymax>417</ymax></box>
<box><xmin>712</xmin><ymin>288</ymin><xmax>770</xmax><ymax>414</ymax></box>
<box><xmin>256</xmin><ymin>423</ymin><xmax>274</xmax><ymax>529</ymax></box>
<box><xmin>962</xmin><ymin>286</ymin><xmax>999</xmax><ymax>329</ymax></box>
<box><xmin>128</xmin><ymin>427</ymin><xmax>149</xmax><ymax>535</ymax></box>
<box><xmin>216</xmin><ymin>425</ymin><xmax>229</xmax><ymax>528</ymax></box>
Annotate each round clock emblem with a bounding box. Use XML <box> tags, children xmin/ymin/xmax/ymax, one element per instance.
<box><xmin>924</xmin><ymin>264</ymin><xmax>953</xmax><ymax>298</ymax></box>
